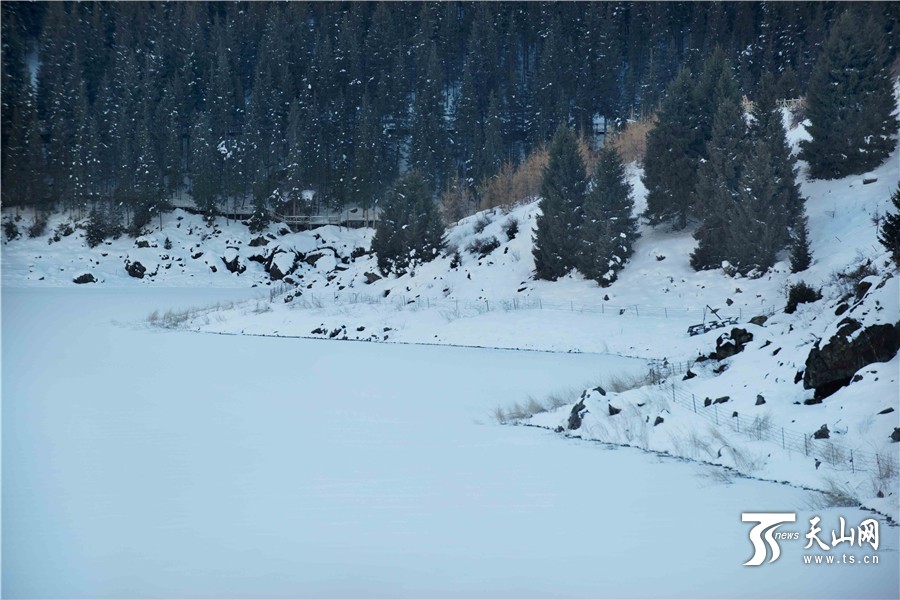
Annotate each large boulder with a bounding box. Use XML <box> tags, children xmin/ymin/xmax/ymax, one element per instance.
<box><xmin>125</xmin><ymin>260</ymin><xmax>146</xmax><ymax>279</ymax></box>
<box><xmin>712</xmin><ymin>328</ymin><xmax>754</xmax><ymax>360</ymax></box>
<box><xmin>804</xmin><ymin>319</ymin><xmax>900</xmax><ymax>400</ymax></box>
<box><xmin>221</xmin><ymin>248</ymin><xmax>246</xmax><ymax>274</ymax></box>
<box><xmin>568</xmin><ymin>399</ymin><xmax>588</xmax><ymax>431</ymax></box>
<box><xmin>73</xmin><ymin>273</ymin><xmax>96</xmax><ymax>284</ymax></box>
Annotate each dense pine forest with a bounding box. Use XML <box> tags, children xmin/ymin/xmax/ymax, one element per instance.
<box><xmin>1</xmin><ymin>1</ymin><xmax>897</xmax><ymax>242</ymax></box>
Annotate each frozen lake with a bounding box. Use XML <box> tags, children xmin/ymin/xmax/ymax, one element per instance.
<box><xmin>2</xmin><ymin>288</ymin><xmax>897</xmax><ymax>598</ymax></box>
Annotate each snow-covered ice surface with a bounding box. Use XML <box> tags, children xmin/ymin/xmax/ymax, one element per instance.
<box><xmin>2</xmin><ymin>288</ymin><xmax>898</xmax><ymax>598</ymax></box>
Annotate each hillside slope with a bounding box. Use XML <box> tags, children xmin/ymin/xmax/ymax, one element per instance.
<box><xmin>3</xmin><ymin>112</ymin><xmax>898</xmax><ymax>517</ymax></box>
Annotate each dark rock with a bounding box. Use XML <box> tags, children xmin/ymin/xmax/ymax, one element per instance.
<box><xmin>125</xmin><ymin>261</ymin><xmax>146</xmax><ymax>279</ymax></box>
<box><xmin>813</xmin><ymin>424</ymin><xmax>830</xmax><ymax>439</ymax></box>
<box><xmin>855</xmin><ymin>280</ymin><xmax>873</xmax><ymax>301</ymax></box>
<box><xmin>713</xmin><ymin>396</ymin><xmax>730</xmax><ymax>404</ymax></box>
<box><xmin>794</xmin><ymin>371</ymin><xmax>803</xmax><ymax>384</ymax></box>
<box><xmin>731</xmin><ymin>411</ymin><xmax>739</xmax><ymax>418</ymax></box>
<box><xmin>73</xmin><ymin>273</ymin><xmax>96</xmax><ymax>284</ymax></box>
<box><xmin>209</xmin><ymin>264</ymin><xmax>217</xmax><ymax>273</ymax></box>
<box><xmin>221</xmin><ymin>254</ymin><xmax>246</xmax><ymax>274</ymax></box>
<box><xmin>804</xmin><ymin>398</ymin><xmax>823</xmax><ymax>405</ymax></box>
<box><xmin>608</xmin><ymin>404</ymin><xmax>622</xmax><ymax>416</ymax></box>
<box><xmin>135</xmin><ymin>239</ymin><xmax>152</xmax><ymax>248</ymax></box>
<box><xmin>593</xmin><ymin>386</ymin><xmax>607</xmax><ymax>396</ymax></box>
<box><xmin>852</xmin><ymin>374</ymin><xmax>863</xmax><ymax>383</ymax></box>
<box><xmin>712</xmin><ymin>363</ymin><xmax>728</xmax><ymax>374</ymax></box>
<box><xmin>891</xmin><ymin>428</ymin><xmax>900</xmax><ymax>443</ymax></box>
<box><xmin>364</xmin><ymin>271</ymin><xmax>382</xmax><ymax>284</ymax></box>
<box><xmin>878</xmin><ymin>407</ymin><xmax>894</xmax><ymax>415</ymax></box>
<box><xmin>804</xmin><ymin>320</ymin><xmax>900</xmax><ymax>400</ymax></box>
<box><xmin>756</xmin><ymin>395</ymin><xmax>766</xmax><ymax>406</ymax></box>
<box><xmin>713</xmin><ymin>328</ymin><xmax>754</xmax><ymax>360</ymax></box>
<box><xmin>704</xmin><ymin>397</ymin><xmax>712</xmax><ymax>407</ymax></box>
<box><xmin>191</xmin><ymin>252</ymin><xmax>203</xmax><ymax>259</ymax></box>
<box><xmin>653</xmin><ymin>416</ymin><xmax>664</xmax><ymax>426</ymax></box>
<box><xmin>356</xmin><ymin>326</ymin><xmax>365</xmax><ymax>332</ymax></box>
<box><xmin>877</xmin><ymin>490</ymin><xmax>885</xmax><ymax>498</ymax></box>
<box><xmin>311</xmin><ymin>327</ymin><xmax>326</xmax><ymax>335</ymax></box>
<box><xmin>749</xmin><ymin>315</ymin><xmax>768</xmax><ymax>326</ymax></box>
<box><xmin>248</xmin><ymin>236</ymin><xmax>269</xmax><ymax>247</ymax></box>
<box><xmin>834</xmin><ymin>303</ymin><xmax>850</xmax><ymax>316</ymax></box>
<box><xmin>568</xmin><ymin>399</ymin><xmax>588</xmax><ymax>430</ymax></box>
<box><xmin>682</xmin><ymin>370</ymin><xmax>696</xmax><ymax>381</ymax></box>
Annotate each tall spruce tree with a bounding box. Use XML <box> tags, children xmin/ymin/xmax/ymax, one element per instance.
<box><xmin>533</xmin><ymin>126</ymin><xmax>588</xmax><ymax>280</ymax></box>
<box><xmin>371</xmin><ymin>171</ymin><xmax>444</xmax><ymax>275</ymax></box>
<box><xmin>790</xmin><ymin>213</ymin><xmax>812</xmax><ymax>272</ymax></box>
<box><xmin>726</xmin><ymin>138</ymin><xmax>781</xmax><ymax>275</ymax></box>
<box><xmin>878</xmin><ymin>186</ymin><xmax>900</xmax><ymax>266</ymax></box>
<box><xmin>801</xmin><ymin>11</ymin><xmax>899</xmax><ymax>179</ymax></box>
<box><xmin>643</xmin><ymin>68</ymin><xmax>703</xmax><ymax>229</ymax></box>
<box><xmin>691</xmin><ymin>87</ymin><xmax>747</xmax><ymax>270</ymax></box>
<box><xmin>578</xmin><ymin>146</ymin><xmax>638</xmax><ymax>286</ymax></box>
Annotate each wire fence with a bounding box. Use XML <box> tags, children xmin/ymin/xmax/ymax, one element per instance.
<box><xmin>286</xmin><ymin>287</ymin><xmax>778</xmax><ymax>322</ymax></box>
<box><xmin>662</xmin><ymin>382</ymin><xmax>898</xmax><ymax>477</ymax></box>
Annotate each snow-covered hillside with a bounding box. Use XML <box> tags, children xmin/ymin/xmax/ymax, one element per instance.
<box><xmin>3</xmin><ymin>112</ymin><xmax>899</xmax><ymax>519</ymax></box>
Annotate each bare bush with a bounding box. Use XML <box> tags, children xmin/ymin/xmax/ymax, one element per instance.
<box><xmin>604</xmin><ymin>371</ymin><xmax>654</xmax><ymax>393</ymax></box>
<box><xmin>607</xmin><ymin>116</ymin><xmax>656</xmax><ymax>166</ymax></box>
<box><xmin>440</xmin><ymin>176</ymin><xmax>475</xmax><ymax>225</ymax></box>
<box><xmin>807</xmin><ymin>478</ymin><xmax>861</xmax><ymax>510</ymax></box>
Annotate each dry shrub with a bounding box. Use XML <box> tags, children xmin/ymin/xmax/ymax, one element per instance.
<box><xmin>440</xmin><ymin>175</ymin><xmax>475</xmax><ymax>225</ymax></box>
<box><xmin>607</xmin><ymin>116</ymin><xmax>657</xmax><ymax>166</ymax></box>
<box><xmin>477</xmin><ymin>133</ymin><xmax>597</xmax><ymax>210</ymax></box>
<box><xmin>479</xmin><ymin>145</ymin><xmax>549</xmax><ymax>210</ymax></box>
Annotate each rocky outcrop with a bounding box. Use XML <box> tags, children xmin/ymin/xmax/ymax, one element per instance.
<box><xmin>804</xmin><ymin>319</ymin><xmax>900</xmax><ymax>400</ymax></box>
<box><xmin>221</xmin><ymin>253</ymin><xmax>246</xmax><ymax>274</ymax></box>
<box><xmin>711</xmin><ymin>328</ymin><xmax>754</xmax><ymax>360</ymax></box>
<box><xmin>73</xmin><ymin>273</ymin><xmax>96</xmax><ymax>284</ymax></box>
<box><xmin>568</xmin><ymin>399</ymin><xmax>588</xmax><ymax>430</ymax></box>
<box><xmin>125</xmin><ymin>260</ymin><xmax>146</xmax><ymax>279</ymax></box>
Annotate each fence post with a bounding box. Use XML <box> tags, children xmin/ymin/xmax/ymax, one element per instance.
<box><xmin>692</xmin><ymin>394</ymin><xmax>697</xmax><ymax>413</ymax></box>
<box><xmin>850</xmin><ymin>450</ymin><xmax>854</xmax><ymax>473</ymax></box>
<box><xmin>571</xmin><ymin>301</ymin><xmax>574</xmax><ymax>312</ymax></box>
<box><xmin>739</xmin><ymin>308</ymin><xmax>742</xmax><ymax>320</ymax></box>
<box><xmin>715</xmin><ymin>404</ymin><xmax>719</xmax><ymax>425</ymax></box>
<box><xmin>671</xmin><ymin>383</ymin><xmax>676</xmax><ymax>404</ymax></box>
<box><xmin>602</xmin><ymin>304</ymin><xmax>605</xmax><ymax>314</ymax></box>
<box><xmin>782</xmin><ymin>428</ymin><xmax>785</xmax><ymax>449</ymax></box>
<box><xmin>539</xmin><ymin>299</ymin><xmax>542</xmax><ymax>309</ymax></box>
<box><xmin>736</xmin><ymin>416</ymin><xmax>740</xmax><ymax>433</ymax></box>
<box><xmin>804</xmin><ymin>434</ymin><xmax>808</xmax><ymax>456</ymax></box>
<box><xmin>665</xmin><ymin>308</ymin><xmax>668</xmax><ymax>318</ymax></box>
<box><xmin>635</xmin><ymin>306</ymin><xmax>640</xmax><ymax>317</ymax></box>
<box><xmin>486</xmin><ymin>300</ymin><xmax>490</xmax><ymax>312</ymax></box>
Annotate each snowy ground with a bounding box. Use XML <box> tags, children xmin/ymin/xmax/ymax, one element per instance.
<box><xmin>3</xmin><ymin>288</ymin><xmax>897</xmax><ymax>598</ymax></box>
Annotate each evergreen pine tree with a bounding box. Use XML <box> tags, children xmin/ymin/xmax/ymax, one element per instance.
<box><xmin>643</xmin><ymin>68</ymin><xmax>703</xmax><ymax>229</ymax></box>
<box><xmin>790</xmin><ymin>213</ymin><xmax>812</xmax><ymax>272</ymax></box>
<box><xmin>533</xmin><ymin>126</ymin><xmax>588</xmax><ymax>280</ymax></box>
<box><xmin>727</xmin><ymin>138</ymin><xmax>781</xmax><ymax>275</ymax></box>
<box><xmin>578</xmin><ymin>146</ymin><xmax>638</xmax><ymax>286</ymax></box>
<box><xmin>878</xmin><ymin>186</ymin><xmax>900</xmax><ymax>266</ymax></box>
<box><xmin>691</xmin><ymin>92</ymin><xmax>747</xmax><ymax>271</ymax></box>
<box><xmin>801</xmin><ymin>11</ymin><xmax>899</xmax><ymax>179</ymax></box>
<box><xmin>372</xmin><ymin>171</ymin><xmax>444</xmax><ymax>274</ymax></box>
